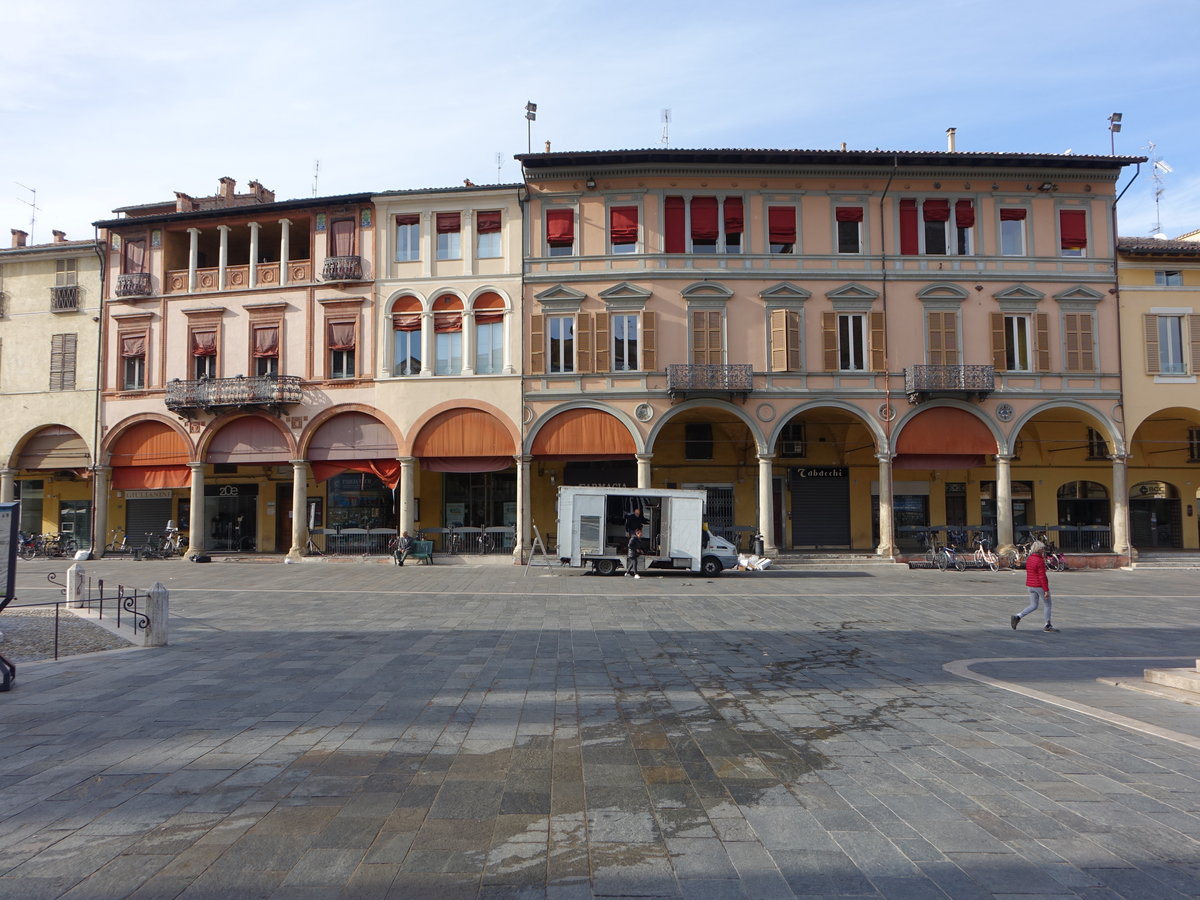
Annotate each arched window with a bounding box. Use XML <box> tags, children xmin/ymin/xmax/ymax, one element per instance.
<box><xmin>391</xmin><ymin>296</ymin><xmax>422</xmax><ymax>376</ymax></box>
<box><xmin>433</xmin><ymin>295</ymin><xmax>463</xmax><ymax>375</ymax></box>
<box><xmin>474</xmin><ymin>292</ymin><xmax>505</xmax><ymax>374</ymax></box>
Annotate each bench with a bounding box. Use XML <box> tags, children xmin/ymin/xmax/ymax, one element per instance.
<box><xmin>408</xmin><ymin>540</ymin><xmax>434</xmax><ymax>565</ymax></box>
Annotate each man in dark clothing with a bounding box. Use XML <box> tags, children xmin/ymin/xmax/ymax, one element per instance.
<box><xmin>624</xmin><ymin>506</ymin><xmax>648</xmax><ymax>542</ymax></box>
<box><xmin>625</xmin><ymin>527</ymin><xmax>645</xmax><ymax>579</ymax></box>
<box><xmin>393</xmin><ymin>531</ymin><xmax>415</xmax><ymax>566</ymax></box>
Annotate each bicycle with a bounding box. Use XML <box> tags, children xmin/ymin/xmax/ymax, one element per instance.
<box><xmin>476</xmin><ymin>530</ymin><xmax>495</xmax><ymax>555</ymax></box>
<box><xmin>1000</xmin><ymin>537</ymin><xmax>1032</xmax><ymax>570</ymax></box>
<box><xmin>445</xmin><ymin>531</ymin><xmax>463</xmax><ymax>555</ymax></box>
<box><xmin>934</xmin><ymin>540</ymin><xmax>966</xmax><ymax>572</ymax></box>
<box><xmin>1032</xmin><ymin>530</ymin><xmax>1069</xmax><ymax>572</ymax></box>
<box><xmin>971</xmin><ymin>533</ymin><xmax>999</xmax><ymax>571</ymax></box>
<box><xmin>106</xmin><ymin>528</ymin><xmax>132</xmax><ymax>555</ymax></box>
<box><xmin>160</xmin><ymin>526</ymin><xmax>186</xmax><ymax>557</ymax></box>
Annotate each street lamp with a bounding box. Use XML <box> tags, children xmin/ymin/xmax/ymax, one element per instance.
<box><xmin>525</xmin><ymin>102</ymin><xmax>537</xmax><ymax>153</ymax></box>
<box><xmin>1108</xmin><ymin>112</ymin><xmax>1122</xmax><ymax>155</ymax></box>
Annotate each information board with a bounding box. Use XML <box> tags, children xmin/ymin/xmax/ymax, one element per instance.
<box><xmin>0</xmin><ymin>501</ymin><xmax>17</xmax><ymax>612</ymax></box>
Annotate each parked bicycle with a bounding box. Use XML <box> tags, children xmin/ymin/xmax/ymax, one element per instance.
<box><xmin>922</xmin><ymin>531</ymin><xmax>965</xmax><ymax>571</ymax></box>
<box><xmin>1032</xmin><ymin>530</ymin><xmax>1069</xmax><ymax>572</ymax></box>
<box><xmin>972</xmin><ymin>533</ymin><xmax>999</xmax><ymax>571</ymax></box>
<box><xmin>105</xmin><ymin>528</ymin><xmax>132</xmax><ymax>555</ymax></box>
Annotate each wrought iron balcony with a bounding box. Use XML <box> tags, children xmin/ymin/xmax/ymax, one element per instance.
<box><xmin>165</xmin><ymin>374</ymin><xmax>303</xmax><ymax>415</ymax></box>
<box><xmin>904</xmin><ymin>365</ymin><xmax>995</xmax><ymax>403</ymax></box>
<box><xmin>50</xmin><ymin>284</ymin><xmax>80</xmax><ymax>312</ymax></box>
<box><xmin>115</xmin><ymin>272</ymin><xmax>152</xmax><ymax>297</ymax></box>
<box><xmin>667</xmin><ymin>364</ymin><xmax>754</xmax><ymax>398</ymax></box>
<box><xmin>322</xmin><ymin>255</ymin><xmax>363</xmax><ymax>281</ymax></box>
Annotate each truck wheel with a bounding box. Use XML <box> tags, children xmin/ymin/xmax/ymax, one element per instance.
<box><xmin>701</xmin><ymin>556</ymin><xmax>723</xmax><ymax>576</ymax></box>
<box><xmin>594</xmin><ymin>559</ymin><xmax>618</xmax><ymax>576</ymax></box>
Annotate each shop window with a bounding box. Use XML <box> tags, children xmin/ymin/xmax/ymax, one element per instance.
<box><xmin>395</xmin><ymin>214</ymin><xmax>419</xmax><ymax>262</ymax></box>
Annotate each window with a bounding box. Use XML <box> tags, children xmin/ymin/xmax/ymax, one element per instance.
<box><xmin>822</xmin><ymin>311</ymin><xmax>884</xmax><ymax>372</ymax></box>
<box><xmin>122</xmin><ymin>237</ymin><xmax>146</xmax><ymax>274</ymax></box>
<box><xmin>547</xmin><ymin>315</ymin><xmax>575</xmax><ymax>372</ymax></box>
<box><xmin>395</xmin><ymin>215</ymin><xmax>420</xmax><ymax>262</ymax></box>
<box><xmin>1188</xmin><ymin>427</ymin><xmax>1200</xmax><ymax>462</ymax></box>
<box><xmin>436</xmin><ymin>213</ymin><xmax>461</xmax><ymax>260</ymax></box>
<box><xmin>330</xmin><ymin>218</ymin><xmax>356</xmax><ymax>257</ymax></box>
<box><xmin>49</xmin><ymin>333</ymin><xmax>76</xmax><ymax>391</ymax></box>
<box><xmin>253</xmin><ymin>324</ymin><xmax>279</xmax><ymax>376</ymax></box>
<box><xmin>1086</xmin><ymin>428</ymin><xmax>1109</xmax><ymax>460</ymax></box>
<box><xmin>327</xmin><ymin>321</ymin><xmax>356</xmax><ymax>379</ymax></box>
<box><xmin>609</xmin><ymin>206</ymin><xmax>638</xmax><ymax>254</ymax></box>
<box><xmin>612</xmin><ymin>313</ymin><xmax>639</xmax><ymax>370</ymax></box>
<box><xmin>391</xmin><ymin>299</ymin><xmax>422</xmax><ymax>376</ymax></box>
<box><xmin>1149</xmin><ymin>314</ymin><xmax>1187</xmax><ymax>374</ymax></box>
<box><xmin>900</xmin><ymin>198</ymin><xmax>974</xmax><ymax>255</ymax></box>
<box><xmin>838</xmin><ymin>313</ymin><xmax>866</xmax><ymax>370</ymax></box>
<box><xmin>664</xmin><ymin>196</ymin><xmax>742</xmax><ymax>253</ymax></box>
<box><xmin>991</xmin><ymin>312</ymin><xmax>1049</xmax><ymax>372</ymax></box>
<box><xmin>690</xmin><ymin>310</ymin><xmax>724</xmax><ymax>364</ymax></box>
<box><xmin>768</xmin><ymin>206</ymin><xmax>796</xmax><ymax>254</ymax></box>
<box><xmin>474</xmin><ymin>293</ymin><xmax>505</xmax><ymax>374</ymax></box>
<box><xmin>476</xmin><ymin>211</ymin><xmax>501</xmax><ymax>259</ymax></box>
<box><xmin>191</xmin><ymin>329</ymin><xmax>217</xmax><ymax>379</ymax></box>
<box><xmin>1063</xmin><ymin>312</ymin><xmax>1095</xmax><ymax>372</ymax></box>
<box><xmin>1156</xmin><ymin>270</ymin><xmax>1183</xmax><ymax>286</ymax></box>
<box><xmin>685</xmin><ymin>423</ymin><xmax>713</xmax><ymax>460</ymax></box>
<box><xmin>1059</xmin><ymin>209</ymin><xmax>1087</xmax><ymax>257</ymax></box>
<box><xmin>433</xmin><ymin>296</ymin><xmax>463</xmax><ymax>375</ymax></box>
<box><xmin>779</xmin><ymin>420</ymin><xmax>806</xmax><ymax>458</ymax></box>
<box><xmin>1000</xmin><ymin>208</ymin><xmax>1027</xmax><ymax>256</ymax></box>
<box><xmin>55</xmin><ymin>259</ymin><xmax>77</xmax><ymax>286</ymax></box>
<box><xmin>836</xmin><ymin>207</ymin><xmax>863</xmax><ymax>253</ymax></box>
<box><xmin>926</xmin><ymin>311</ymin><xmax>959</xmax><ymax>365</ymax></box>
<box><xmin>120</xmin><ymin>333</ymin><xmax>146</xmax><ymax>390</ymax></box>
<box><xmin>546</xmin><ymin>209</ymin><xmax>574</xmax><ymax>256</ymax></box>
<box><xmin>769</xmin><ymin>309</ymin><xmax>801</xmax><ymax>372</ymax></box>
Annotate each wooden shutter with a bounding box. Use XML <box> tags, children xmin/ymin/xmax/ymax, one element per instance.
<box><xmin>641</xmin><ymin>311</ymin><xmax>656</xmax><ymax>371</ymax></box>
<box><xmin>786</xmin><ymin>311</ymin><xmax>800</xmax><ymax>371</ymax></box>
<box><xmin>1143</xmin><ymin>314</ymin><xmax>1160</xmax><ymax>373</ymax></box>
<box><xmin>822</xmin><ymin>311</ymin><xmax>838</xmax><ymax>371</ymax></box>
<box><xmin>869</xmin><ymin>311</ymin><xmax>886</xmax><ymax>371</ymax></box>
<box><xmin>530</xmin><ymin>314</ymin><xmax>545</xmax><ymax>375</ymax></box>
<box><xmin>1190</xmin><ymin>315</ymin><xmax>1200</xmax><ymax>375</ymax></box>
<box><xmin>771</xmin><ymin>309</ymin><xmax>788</xmax><ymax>372</ymax></box>
<box><xmin>594</xmin><ymin>312</ymin><xmax>610</xmax><ymax>373</ymax></box>
<box><xmin>1035</xmin><ymin>312</ymin><xmax>1050</xmax><ymax>372</ymax></box>
<box><xmin>928</xmin><ymin>311</ymin><xmax>959</xmax><ymax>365</ymax></box>
<box><xmin>692</xmin><ymin>310</ymin><xmax>722</xmax><ymax>365</ymax></box>
<box><xmin>50</xmin><ymin>333</ymin><xmax>77</xmax><ymax>391</ymax></box>
<box><xmin>576</xmin><ymin>314</ymin><xmax>593</xmax><ymax>373</ymax></box>
<box><xmin>1064</xmin><ymin>313</ymin><xmax>1094</xmax><ymax>372</ymax></box>
<box><xmin>991</xmin><ymin>312</ymin><xmax>1006</xmax><ymax>369</ymax></box>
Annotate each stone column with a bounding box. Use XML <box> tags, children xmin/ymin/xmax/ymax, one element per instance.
<box><xmin>279</xmin><ymin>218</ymin><xmax>291</xmax><ymax>285</ymax></box>
<box><xmin>420</xmin><ymin>310</ymin><xmax>434</xmax><ymax>377</ymax></box>
<box><xmin>187</xmin><ymin>227</ymin><xmax>200</xmax><ymax>292</ymax></box>
<box><xmin>502</xmin><ymin>307</ymin><xmax>515</xmax><ymax>374</ymax></box>
<box><xmin>463</xmin><ymin>209</ymin><xmax>476</xmax><ymax>277</ymax></box>
<box><xmin>248</xmin><ymin>222</ymin><xmax>260</xmax><ymax>289</ymax></box>
<box><xmin>92</xmin><ymin>465</ymin><xmax>111</xmax><ymax>557</ymax></box>
<box><xmin>461</xmin><ymin>308</ymin><xmax>475</xmax><ymax>376</ymax></box>
<box><xmin>186</xmin><ymin>462</ymin><xmax>205</xmax><ymax>558</ymax></box>
<box><xmin>217</xmin><ymin>224</ymin><xmax>230</xmax><ymax>290</ymax></box>
<box><xmin>288</xmin><ymin>459</ymin><xmax>308</xmax><ymax>561</ymax></box>
<box><xmin>0</xmin><ymin>467</ymin><xmax>14</xmax><ymax>503</ymax></box>
<box><xmin>757</xmin><ymin>454</ymin><xmax>777</xmax><ymax>555</ymax></box>
<box><xmin>399</xmin><ymin>457</ymin><xmax>416</xmax><ymax>533</ymax></box>
<box><xmin>636</xmin><ymin>454</ymin><xmax>652</xmax><ymax>489</ymax></box>
<box><xmin>1111</xmin><ymin>454</ymin><xmax>1130</xmax><ymax>560</ymax></box>
<box><xmin>876</xmin><ymin>453</ymin><xmax>896</xmax><ymax>558</ymax></box>
<box><xmin>995</xmin><ymin>454</ymin><xmax>1014</xmax><ymax>550</ymax></box>
<box><xmin>421</xmin><ymin>211</ymin><xmax>433</xmax><ymax>278</ymax></box>
<box><xmin>516</xmin><ymin>454</ymin><xmax>531</xmax><ymax>563</ymax></box>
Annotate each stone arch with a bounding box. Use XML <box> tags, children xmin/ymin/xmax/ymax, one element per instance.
<box><xmin>526</xmin><ymin>402</ymin><xmax>644</xmax><ymax>456</ymax></box>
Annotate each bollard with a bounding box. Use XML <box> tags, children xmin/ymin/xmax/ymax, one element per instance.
<box><xmin>66</xmin><ymin>563</ymin><xmax>86</xmax><ymax>609</ymax></box>
<box><xmin>145</xmin><ymin>581</ymin><xmax>169</xmax><ymax>647</ymax></box>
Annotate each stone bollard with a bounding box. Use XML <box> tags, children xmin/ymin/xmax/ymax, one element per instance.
<box><xmin>145</xmin><ymin>581</ymin><xmax>169</xmax><ymax>647</ymax></box>
<box><xmin>66</xmin><ymin>563</ymin><xmax>86</xmax><ymax>609</ymax></box>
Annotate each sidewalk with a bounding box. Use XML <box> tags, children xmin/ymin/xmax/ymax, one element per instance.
<box><xmin>1</xmin><ymin>560</ymin><xmax>1198</xmax><ymax>898</ymax></box>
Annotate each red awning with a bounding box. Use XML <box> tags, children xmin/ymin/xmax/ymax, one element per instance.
<box><xmin>896</xmin><ymin>408</ymin><xmax>996</xmax><ymax>456</ymax></box>
<box><xmin>768</xmin><ymin>206</ymin><xmax>796</xmax><ymax>244</ymax></box>
<box><xmin>610</xmin><ymin>206</ymin><xmax>638</xmax><ymax>244</ymax></box>
<box><xmin>690</xmin><ymin>197</ymin><xmax>718</xmax><ymax>241</ymax></box>
<box><xmin>531</xmin><ymin>408</ymin><xmax>636</xmax><ymax>459</ymax></box>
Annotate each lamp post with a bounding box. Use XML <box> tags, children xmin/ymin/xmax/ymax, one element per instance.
<box><xmin>1108</xmin><ymin>112</ymin><xmax>1122</xmax><ymax>156</ymax></box>
<box><xmin>525</xmin><ymin>102</ymin><xmax>537</xmax><ymax>153</ymax></box>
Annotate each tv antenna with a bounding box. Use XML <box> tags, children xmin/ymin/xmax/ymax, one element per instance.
<box><xmin>495</xmin><ymin>152</ymin><xmax>502</xmax><ymax>182</ymax></box>
<box><xmin>660</xmin><ymin>109</ymin><xmax>671</xmax><ymax>147</ymax></box>
<box><xmin>15</xmin><ymin>182</ymin><xmax>39</xmax><ymax>242</ymax></box>
<box><xmin>312</xmin><ymin>160</ymin><xmax>320</xmax><ymax>197</ymax></box>
<box><xmin>1145</xmin><ymin>142</ymin><xmax>1173</xmax><ymax>236</ymax></box>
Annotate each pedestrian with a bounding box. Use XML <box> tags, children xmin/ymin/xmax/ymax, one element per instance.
<box><xmin>1010</xmin><ymin>540</ymin><xmax>1058</xmax><ymax>632</ymax></box>
<box><xmin>625</xmin><ymin>526</ymin><xmax>644</xmax><ymax>579</ymax></box>
<box><xmin>393</xmin><ymin>530</ymin><xmax>414</xmax><ymax>566</ymax></box>
<box><xmin>624</xmin><ymin>504</ymin><xmax>648</xmax><ymax>543</ymax></box>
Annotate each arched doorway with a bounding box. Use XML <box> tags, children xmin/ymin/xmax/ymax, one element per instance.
<box><xmin>1130</xmin><ymin>481</ymin><xmax>1181</xmax><ymax>549</ymax></box>
<box><xmin>204</xmin><ymin>415</ymin><xmax>293</xmax><ymax>551</ymax></box>
<box><xmin>14</xmin><ymin>425</ymin><xmax>93</xmax><ymax>541</ymax></box>
<box><xmin>1056</xmin><ymin>481</ymin><xmax>1111</xmax><ymax>552</ymax></box>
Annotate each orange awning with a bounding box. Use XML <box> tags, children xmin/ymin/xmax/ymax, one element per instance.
<box><xmin>896</xmin><ymin>407</ymin><xmax>996</xmax><ymax>456</ymax></box>
<box><xmin>531</xmin><ymin>408</ymin><xmax>636</xmax><ymax>459</ymax></box>
<box><xmin>17</xmin><ymin>426</ymin><xmax>92</xmax><ymax>469</ymax></box>
<box><xmin>109</xmin><ymin>422</ymin><xmax>189</xmax><ymax>467</ymax></box>
<box><xmin>413</xmin><ymin>409</ymin><xmax>514</xmax><ymax>457</ymax></box>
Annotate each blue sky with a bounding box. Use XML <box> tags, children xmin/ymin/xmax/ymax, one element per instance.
<box><xmin>2</xmin><ymin>0</ymin><xmax>1196</xmax><ymax>244</ymax></box>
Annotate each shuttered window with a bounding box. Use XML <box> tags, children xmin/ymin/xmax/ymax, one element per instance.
<box><xmin>690</xmin><ymin>310</ymin><xmax>724</xmax><ymax>365</ymax></box>
<box><xmin>641</xmin><ymin>311</ymin><xmax>656</xmax><ymax>371</ymax></box>
<box><xmin>50</xmin><ymin>333</ymin><xmax>77</xmax><ymax>391</ymax></box>
<box><xmin>1144</xmin><ymin>313</ymin><xmax>1200</xmax><ymax>375</ymax></box>
<box><xmin>1063</xmin><ymin>312</ymin><xmax>1095</xmax><ymax>372</ymax></box>
<box><xmin>770</xmin><ymin>309</ymin><xmax>801</xmax><ymax>372</ymax></box>
<box><xmin>926</xmin><ymin>311</ymin><xmax>958</xmax><ymax>365</ymax></box>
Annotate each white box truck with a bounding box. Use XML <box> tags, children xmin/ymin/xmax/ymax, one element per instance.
<box><xmin>555</xmin><ymin>486</ymin><xmax>739</xmax><ymax>576</ymax></box>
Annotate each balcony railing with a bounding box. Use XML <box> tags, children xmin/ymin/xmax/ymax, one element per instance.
<box><xmin>115</xmin><ymin>272</ymin><xmax>152</xmax><ymax>297</ymax></box>
<box><xmin>667</xmin><ymin>364</ymin><xmax>754</xmax><ymax>398</ymax></box>
<box><xmin>50</xmin><ymin>284</ymin><xmax>80</xmax><ymax>312</ymax></box>
<box><xmin>322</xmin><ymin>255</ymin><xmax>363</xmax><ymax>281</ymax></box>
<box><xmin>904</xmin><ymin>365</ymin><xmax>995</xmax><ymax>403</ymax></box>
<box><xmin>165</xmin><ymin>374</ymin><xmax>303</xmax><ymax>414</ymax></box>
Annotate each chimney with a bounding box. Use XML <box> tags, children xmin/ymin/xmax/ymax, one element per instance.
<box><xmin>946</xmin><ymin>127</ymin><xmax>957</xmax><ymax>152</ymax></box>
<box><xmin>545</xmin><ymin>140</ymin><xmax>551</xmax><ymax>152</ymax></box>
<box><xmin>175</xmin><ymin>191</ymin><xmax>197</xmax><ymax>212</ymax></box>
<box><xmin>248</xmin><ymin>180</ymin><xmax>274</xmax><ymax>203</ymax></box>
<box><xmin>219</xmin><ymin>176</ymin><xmax>236</xmax><ymax>201</ymax></box>
<box><xmin>52</xmin><ymin>230</ymin><xmax>67</xmax><ymax>243</ymax></box>
<box><xmin>11</xmin><ymin>229</ymin><xmax>27</xmax><ymax>248</ymax></box>
<box><xmin>840</xmin><ymin>142</ymin><xmax>847</xmax><ymax>151</ymax></box>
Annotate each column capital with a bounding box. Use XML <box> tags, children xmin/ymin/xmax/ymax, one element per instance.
<box><xmin>278</xmin><ymin>217</ymin><xmax>292</xmax><ymax>227</ymax></box>
<box><xmin>399</xmin><ymin>455</ymin><xmax>417</xmax><ymax>466</ymax></box>
<box><xmin>994</xmin><ymin>453</ymin><xmax>1015</xmax><ymax>463</ymax></box>
<box><xmin>515</xmin><ymin>454</ymin><xmax>533</xmax><ymax>465</ymax></box>
<box><xmin>875</xmin><ymin>452</ymin><xmax>893</xmax><ymax>464</ymax></box>
<box><xmin>1109</xmin><ymin>453</ymin><xmax>1129</xmax><ymax>465</ymax></box>
<box><xmin>247</xmin><ymin>221</ymin><xmax>261</xmax><ymax>230</ymax></box>
<box><xmin>186</xmin><ymin>461</ymin><xmax>205</xmax><ymax>471</ymax></box>
<box><xmin>289</xmin><ymin>458</ymin><xmax>308</xmax><ymax>467</ymax></box>
<box><xmin>217</xmin><ymin>224</ymin><xmax>231</xmax><ymax>233</ymax></box>
<box><xmin>756</xmin><ymin>454</ymin><xmax>776</xmax><ymax>464</ymax></box>
<box><xmin>187</xmin><ymin>227</ymin><xmax>201</xmax><ymax>236</ymax></box>
<box><xmin>635</xmin><ymin>453</ymin><xmax>653</xmax><ymax>463</ymax></box>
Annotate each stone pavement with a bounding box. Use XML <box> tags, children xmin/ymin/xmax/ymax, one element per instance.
<box><xmin>1</xmin><ymin>557</ymin><xmax>1199</xmax><ymax>899</ymax></box>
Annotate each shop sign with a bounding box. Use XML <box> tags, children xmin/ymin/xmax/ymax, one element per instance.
<box><xmin>792</xmin><ymin>467</ymin><xmax>848</xmax><ymax>479</ymax></box>
<box><xmin>125</xmin><ymin>490</ymin><xmax>172</xmax><ymax>500</ymax></box>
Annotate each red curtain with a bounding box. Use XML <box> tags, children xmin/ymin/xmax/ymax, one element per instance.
<box><xmin>111</xmin><ymin>465</ymin><xmax>191</xmax><ymax>490</ymax></box>
<box><xmin>392</xmin><ymin>314</ymin><xmax>420</xmax><ymax>331</ymax></box>
<box><xmin>836</xmin><ymin>206</ymin><xmax>863</xmax><ymax>223</ymax></box>
<box><xmin>610</xmin><ymin>206</ymin><xmax>638</xmax><ymax>245</ymax></box>
<box><xmin>435</xmin><ymin>313</ymin><xmax>463</xmax><ymax>333</ymax></box>
<box><xmin>954</xmin><ymin>200</ymin><xmax>975</xmax><ymax>229</ymax></box>
<box><xmin>395</xmin><ymin>214</ymin><xmax>418</xmax><ymax>226</ymax></box>
<box><xmin>330</xmin><ymin>219</ymin><xmax>355</xmax><ymax>256</ymax></box>
<box><xmin>723</xmin><ymin>197</ymin><xmax>744</xmax><ymax>235</ymax></box>
<box><xmin>1000</xmin><ymin>208</ymin><xmax>1027</xmax><ymax>221</ymax></box>
<box><xmin>191</xmin><ymin>330</ymin><xmax>217</xmax><ymax>357</ymax></box>
<box><xmin>121</xmin><ymin>334</ymin><xmax>146</xmax><ymax>357</ymax></box>
<box><xmin>328</xmin><ymin>322</ymin><xmax>356</xmax><ymax>351</ymax></box>
<box><xmin>436</xmin><ymin>212</ymin><xmax>460</xmax><ymax>234</ymax></box>
<box><xmin>476</xmin><ymin>211</ymin><xmax>501</xmax><ymax>234</ymax></box>
<box><xmin>310</xmin><ymin>459</ymin><xmax>402</xmax><ymax>490</ymax></box>
<box><xmin>922</xmin><ymin>199</ymin><xmax>950</xmax><ymax>222</ymax></box>
<box><xmin>899</xmin><ymin>199</ymin><xmax>919</xmax><ymax>255</ymax></box>
<box><xmin>664</xmin><ymin>196</ymin><xmax>685</xmax><ymax>253</ymax></box>
<box><xmin>1060</xmin><ymin>210</ymin><xmax>1087</xmax><ymax>249</ymax></box>
<box><xmin>253</xmin><ymin>326</ymin><xmax>279</xmax><ymax>358</ymax></box>
<box><xmin>546</xmin><ymin>209</ymin><xmax>574</xmax><ymax>245</ymax></box>
<box><xmin>420</xmin><ymin>456</ymin><xmax>512</xmax><ymax>473</ymax></box>
<box><xmin>690</xmin><ymin>197</ymin><xmax>718</xmax><ymax>241</ymax></box>
<box><xmin>768</xmin><ymin>207</ymin><xmax>796</xmax><ymax>244</ymax></box>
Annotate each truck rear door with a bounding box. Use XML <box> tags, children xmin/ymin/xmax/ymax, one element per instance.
<box><xmin>571</xmin><ymin>492</ymin><xmax>607</xmax><ymax>566</ymax></box>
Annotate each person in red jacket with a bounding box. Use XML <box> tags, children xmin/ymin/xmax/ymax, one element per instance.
<box><xmin>1010</xmin><ymin>541</ymin><xmax>1058</xmax><ymax>632</ymax></box>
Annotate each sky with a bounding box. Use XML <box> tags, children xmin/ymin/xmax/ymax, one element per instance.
<box><xmin>2</xmin><ymin>0</ymin><xmax>1197</xmax><ymax>245</ymax></box>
